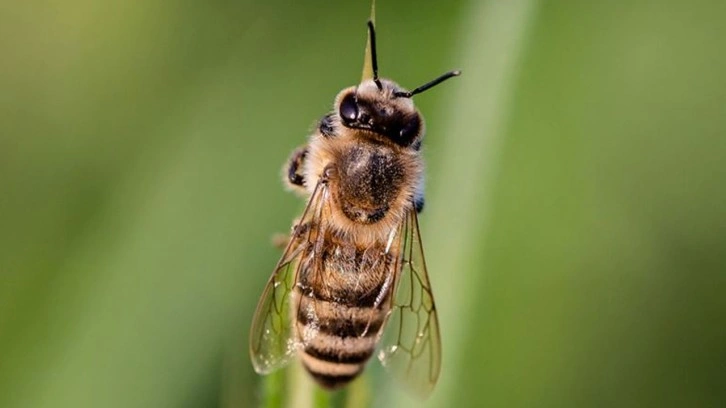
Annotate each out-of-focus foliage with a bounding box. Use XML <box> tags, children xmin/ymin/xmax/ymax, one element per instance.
<box><xmin>0</xmin><ymin>1</ymin><xmax>724</xmax><ymax>407</ymax></box>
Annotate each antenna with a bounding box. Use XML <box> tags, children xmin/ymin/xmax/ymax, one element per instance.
<box><xmin>394</xmin><ymin>70</ymin><xmax>461</xmax><ymax>98</ymax></box>
<box><xmin>367</xmin><ymin>20</ymin><xmax>383</xmax><ymax>90</ymax></box>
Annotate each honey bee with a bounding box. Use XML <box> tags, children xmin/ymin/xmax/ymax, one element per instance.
<box><xmin>249</xmin><ymin>20</ymin><xmax>459</xmax><ymax>397</ymax></box>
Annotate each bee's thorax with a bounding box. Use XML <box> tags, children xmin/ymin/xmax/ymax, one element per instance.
<box><xmin>335</xmin><ymin>145</ymin><xmax>404</xmax><ymax>224</ymax></box>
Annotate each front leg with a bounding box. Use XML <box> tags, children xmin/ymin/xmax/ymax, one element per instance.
<box><xmin>282</xmin><ymin>145</ymin><xmax>308</xmax><ymax>194</ymax></box>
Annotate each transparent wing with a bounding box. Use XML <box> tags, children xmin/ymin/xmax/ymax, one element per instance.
<box><xmin>249</xmin><ymin>181</ymin><xmax>328</xmax><ymax>374</ymax></box>
<box><xmin>378</xmin><ymin>208</ymin><xmax>442</xmax><ymax>398</ymax></box>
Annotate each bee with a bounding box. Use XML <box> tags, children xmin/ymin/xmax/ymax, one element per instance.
<box><xmin>249</xmin><ymin>20</ymin><xmax>459</xmax><ymax>397</ymax></box>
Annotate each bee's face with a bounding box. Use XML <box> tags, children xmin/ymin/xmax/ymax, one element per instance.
<box><xmin>335</xmin><ymin>79</ymin><xmax>423</xmax><ymax>148</ymax></box>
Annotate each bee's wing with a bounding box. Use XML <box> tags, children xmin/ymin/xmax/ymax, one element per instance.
<box><xmin>249</xmin><ymin>181</ymin><xmax>328</xmax><ymax>374</ymax></box>
<box><xmin>378</xmin><ymin>208</ymin><xmax>442</xmax><ymax>398</ymax></box>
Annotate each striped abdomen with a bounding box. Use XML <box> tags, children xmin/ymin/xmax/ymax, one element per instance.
<box><xmin>293</xmin><ymin>237</ymin><xmax>395</xmax><ymax>389</ymax></box>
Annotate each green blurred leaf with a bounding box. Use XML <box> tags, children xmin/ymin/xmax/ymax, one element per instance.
<box><xmin>0</xmin><ymin>1</ymin><xmax>724</xmax><ymax>408</ymax></box>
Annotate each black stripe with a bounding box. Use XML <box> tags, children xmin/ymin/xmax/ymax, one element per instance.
<box><xmin>296</xmin><ymin>281</ymin><xmax>388</xmax><ymax>309</ymax></box>
<box><xmin>296</xmin><ymin>298</ymin><xmax>385</xmax><ymax>338</ymax></box>
<box><xmin>303</xmin><ymin>364</ymin><xmax>360</xmax><ymax>390</ymax></box>
<box><xmin>323</xmin><ymin>286</ymin><xmax>382</xmax><ymax>308</ymax></box>
<box><xmin>304</xmin><ymin>342</ymin><xmax>373</xmax><ymax>364</ymax></box>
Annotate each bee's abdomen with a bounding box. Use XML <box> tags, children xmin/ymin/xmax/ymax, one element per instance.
<box><xmin>294</xmin><ymin>285</ymin><xmax>389</xmax><ymax>389</ymax></box>
<box><xmin>292</xmin><ymin>236</ymin><xmax>395</xmax><ymax>389</ymax></box>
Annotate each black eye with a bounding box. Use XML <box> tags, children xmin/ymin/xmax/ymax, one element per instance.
<box><xmin>399</xmin><ymin>115</ymin><xmax>421</xmax><ymax>145</ymax></box>
<box><xmin>339</xmin><ymin>94</ymin><xmax>358</xmax><ymax>123</ymax></box>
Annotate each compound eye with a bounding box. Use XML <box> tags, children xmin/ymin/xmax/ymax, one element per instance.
<box><xmin>399</xmin><ymin>115</ymin><xmax>421</xmax><ymax>145</ymax></box>
<box><xmin>339</xmin><ymin>93</ymin><xmax>358</xmax><ymax>123</ymax></box>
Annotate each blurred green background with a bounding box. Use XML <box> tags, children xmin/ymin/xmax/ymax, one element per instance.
<box><xmin>1</xmin><ymin>0</ymin><xmax>725</xmax><ymax>407</ymax></box>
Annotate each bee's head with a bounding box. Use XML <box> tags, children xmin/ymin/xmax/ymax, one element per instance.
<box><xmin>335</xmin><ymin>80</ymin><xmax>421</xmax><ymax>147</ymax></box>
<box><xmin>334</xmin><ymin>21</ymin><xmax>460</xmax><ymax>149</ymax></box>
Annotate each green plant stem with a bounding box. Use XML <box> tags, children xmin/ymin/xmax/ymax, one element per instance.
<box><xmin>344</xmin><ymin>376</ymin><xmax>369</xmax><ymax>408</ymax></box>
<box><xmin>261</xmin><ymin>369</ymin><xmax>285</xmax><ymax>408</ymax></box>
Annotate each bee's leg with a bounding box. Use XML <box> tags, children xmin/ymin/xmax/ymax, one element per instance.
<box><xmin>271</xmin><ymin>233</ymin><xmax>290</xmax><ymax>250</ymax></box>
<box><xmin>411</xmin><ymin>173</ymin><xmax>425</xmax><ymax>213</ymax></box>
<box><xmin>318</xmin><ymin>113</ymin><xmax>336</xmax><ymax>138</ymax></box>
<box><xmin>282</xmin><ymin>145</ymin><xmax>308</xmax><ymax>193</ymax></box>
<box><xmin>414</xmin><ymin>195</ymin><xmax>425</xmax><ymax>213</ymax></box>
<box><xmin>270</xmin><ymin>217</ymin><xmax>302</xmax><ymax>250</ymax></box>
